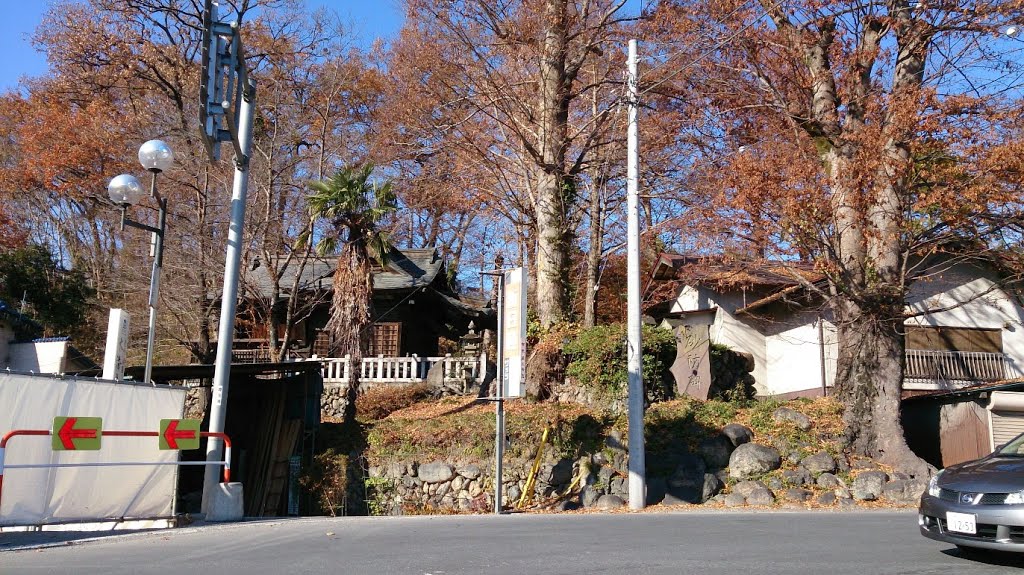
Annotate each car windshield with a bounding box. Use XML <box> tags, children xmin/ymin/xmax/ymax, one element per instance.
<box><xmin>998</xmin><ymin>433</ymin><xmax>1024</xmax><ymax>456</ymax></box>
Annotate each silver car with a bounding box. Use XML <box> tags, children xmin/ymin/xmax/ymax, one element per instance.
<box><xmin>919</xmin><ymin>432</ymin><xmax>1024</xmax><ymax>552</ymax></box>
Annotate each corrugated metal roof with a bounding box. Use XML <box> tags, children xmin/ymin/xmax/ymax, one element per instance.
<box><xmin>246</xmin><ymin>248</ymin><xmax>445</xmax><ymax>297</ymax></box>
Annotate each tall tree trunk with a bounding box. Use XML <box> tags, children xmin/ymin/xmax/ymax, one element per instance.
<box><xmin>833</xmin><ymin>296</ymin><xmax>930</xmax><ymax>477</ymax></box>
<box><xmin>832</xmin><ymin>5</ymin><xmax>930</xmax><ymax>477</ymax></box>
<box><xmin>534</xmin><ymin>0</ymin><xmax>573</xmax><ymax>328</ymax></box>
<box><xmin>583</xmin><ymin>177</ymin><xmax>602</xmax><ymax>328</ymax></box>
<box><xmin>328</xmin><ymin>238</ymin><xmax>372</xmax><ymax>424</ymax></box>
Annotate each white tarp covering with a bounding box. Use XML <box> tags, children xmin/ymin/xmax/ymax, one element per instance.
<box><xmin>0</xmin><ymin>372</ymin><xmax>185</xmax><ymax>526</ymax></box>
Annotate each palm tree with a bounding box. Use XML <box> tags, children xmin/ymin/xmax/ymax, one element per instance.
<box><xmin>306</xmin><ymin>165</ymin><xmax>396</xmax><ymax>423</ymax></box>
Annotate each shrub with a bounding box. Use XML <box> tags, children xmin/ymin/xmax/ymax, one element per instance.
<box><xmin>356</xmin><ymin>383</ymin><xmax>434</xmax><ymax>421</ymax></box>
<box><xmin>299</xmin><ymin>448</ymin><xmax>349</xmax><ymax>516</ymax></box>
<box><xmin>563</xmin><ymin>323</ymin><xmax>676</xmax><ymax>403</ymax></box>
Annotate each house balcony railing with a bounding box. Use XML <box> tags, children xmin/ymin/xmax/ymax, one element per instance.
<box><xmin>903</xmin><ymin>349</ymin><xmax>1011</xmax><ymax>390</ymax></box>
<box><xmin>315</xmin><ymin>353</ymin><xmax>486</xmax><ymax>388</ymax></box>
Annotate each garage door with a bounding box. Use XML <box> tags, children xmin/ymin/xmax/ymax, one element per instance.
<box><xmin>988</xmin><ymin>392</ymin><xmax>1024</xmax><ymax>450</ymax></box>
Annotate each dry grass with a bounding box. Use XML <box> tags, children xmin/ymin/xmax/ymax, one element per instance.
<box><xmin>357</xmin><ymin>383</ymin><xmax>435</xmax><ymax>421</ymax></box>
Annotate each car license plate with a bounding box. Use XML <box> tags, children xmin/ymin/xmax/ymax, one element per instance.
<box><xmin>947</xmin><ymin>512</ymin><xmax>977</xmax><ymax>535</ymax></box>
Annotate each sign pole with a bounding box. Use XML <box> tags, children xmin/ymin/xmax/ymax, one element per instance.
<box><xmin>494</xmin><ymin>273</ymin><xmax>505</xmax><ymax>515</ymax></box>
<box><xmin>202</xmin><ymin>77</ymin><xmax>256</xmax><ymax>515</ymax></box>
<box><xmin>626</xmin><ymin>38</ymin><xmax>646</xmax><ymax>511</ymax></box>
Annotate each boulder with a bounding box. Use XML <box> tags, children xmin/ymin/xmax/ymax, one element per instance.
<box><xmin>782</xmin><ymin>467</ymin><xmax>812</xmax><ymax>486</ymax></box>
<box><xmin>699</xmin><ymin>434</ymin><xmax>735</xmax><ymax>469</ymax></box>
<box><xmin>646</xmin><ymin>476</ymin><xmax>668</xmax><ymax>506</ymax></box>
<box><xmin>457</xmin><ymin>464</ymin><xmax>481</xmax><ymax>480</ymax></box>
<box><xmin>746</xmin><ymin>488</ymin><xmax>775</xmax><ymax>506</ymax></box>
<box><xmin>816</xmin><ymin>473</ymin><xmax>845</xmax><ymax>489</ymax></box>
<box><xmin>596</xmin><ymin>494</ymin><xmax>626</xmax><ymax>509</ymax></box>
<box><xmin>881</xmin><ymin>479</ymin><xmax>928</xmax><ymax>505</ymax></box>
<box><xmin>772</xmin><ymin>407</ymin><xmax>812</xmax><ymax>431</ymax></box>
<box><xmin>507</xmin><ymin>484</ymin><xmax>522</xmax><ymax>504</ymax></box>
<box><xmin>722</xmin><ymin>423</ymin><xmax>754</xmax><ymax>447</ymax></box>
<box><xmin>702</xmin><ymin>473</ymin><xmax>725</xmax><ymax>502</ymax></box>
<box><xmin>801</xmin><ymin>451</ymin><xmax>837</xmax><ymax>475</ymax></box>
<box><xmin>816</xmin><ymin>492</ymin><xmax>837</xmax><ymax>506</ymax></box>
<box><xmin>724</xmin><ymin>493</ymin><xmax>747</xmax><ymax>507</ymax></box>
<box><xmin>767</xmin><ymin>476</ymin><xmax>785</xmax><ymax>491</ymax></box>
<box><xmin>781</xmin><ymin>488</ymin><xmax>812</xmax><ymax>503</ymax></box>
<box><xmin>668</xmin><ymin>455</ymin><xmax>707</xmax><ymax>488</ymax></box>
<box><xmin>418</xmin><ymin>462</ymin><xmax>454</xmax><ymax>484</ymax></box>
<box><xmin>852</xmin><ymin>470</ymin><xmax>889</xmax><ymax>501</ymax></box>
<box><xmin>544</xmin><ymin>459</ymin><xmax>575</xmax><ymax>486</ymax></box>
<box><xmin>386</xmin><ymin>462</ymin><xmax>406</xmax><ymax>479</ymax></box>
<box><xmin>581</xmin><ymin>485</ymin><xmax>601</xmax><ymax>507</ymax></box>
<box><xmin>729</xmin><ymin>443</ymin><xmax>782</xmax><ymax>480</ymax></box>
<box><xmin>732</xmin><ymin>480</ymin><xmax>768</xmax><ymax>499</ymax></box>
<box><xmin>554</xmin><ymin>499</ymin><xmax>580</xmax><ymax>512</ymax></box>
<box><xmin>606</xmin><ymin>429</ymin><xmax>627</xmax><ymax>451</ymax></box>
<box><xmin>662</xmin><ymin>492</ymin><xmax>690</xmax><ymax>506</ymax></box>
<box><xmin>610</xmin><ymin>477</ymin><xmax>627</xmax><ymax>498</ymax></box>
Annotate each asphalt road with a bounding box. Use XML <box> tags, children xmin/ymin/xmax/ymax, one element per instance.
<box><xmin>3</xmin><ymin>511</ymin><xmax>1024</xmax><ymax>574</ymax></box>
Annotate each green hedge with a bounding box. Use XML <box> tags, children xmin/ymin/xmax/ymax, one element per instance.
<box><xmin>563</xmin><ymin>323</ymin><xmax>676</xmax><ymax>403</ymax></box>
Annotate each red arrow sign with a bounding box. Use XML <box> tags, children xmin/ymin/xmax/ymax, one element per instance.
<box><xmin>56</xmin><ymin>417</ymin><xmax>99</xmax><ymax>450</ymax></box>
<box><xmin>162</xmin><ymin>419</ymin><xmax>197</xmax><ymax>450</ymax></box>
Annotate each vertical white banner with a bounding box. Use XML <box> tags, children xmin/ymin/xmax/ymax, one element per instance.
<box><xmin>501</xmin><ymin>267</ymin><xmax>527</xmax><ymax>398</ymax></box>
<box><xmin>102</xmin><ymin>309</ymin><xmax>131</xmax><ymax>381</ymax></box>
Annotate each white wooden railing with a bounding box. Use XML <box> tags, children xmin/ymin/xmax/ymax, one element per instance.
<box><xmin>903</xmin><ymin>349</ymin><xmax>1010</xmax><ymax>390</ymax></box>
<box><xmin>314</xmin><ymin>354</ymin><xmax>486</xmax><ymax>387</ymax></box>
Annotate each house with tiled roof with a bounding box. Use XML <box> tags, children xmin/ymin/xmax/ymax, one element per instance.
<box><xmin>646</xmin><ymin>252</ymin><xmax>1024</xmax><ymax>399</ymax></box>
<box><xmin>241</xmin><ymin>248</ymin><xmax>493</xmax><ymax>360</ymax></box>
<box><xmin>0</xmin><ymin>299</ymin><xmax>98</xmax><ymax>374</ymax></box>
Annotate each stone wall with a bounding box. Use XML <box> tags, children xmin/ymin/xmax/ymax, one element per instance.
<box><xmin>322</xmin><ymin>384</ymin><xmax>349</xmax><ymax>419</ymax></box>
<box><xmin>358</xmin><ymin>406</ymin><xmax>926</xmax><ymax>515</ymax></box>
<box><xmin>184</xmin><ymin>386</ymin><xmax>207</xmax><ymax>420</ymax></box>
<box><xmin>364</xmin><ymin>430</ymin><xmax>635</xmax><ymax>514</ymax></box>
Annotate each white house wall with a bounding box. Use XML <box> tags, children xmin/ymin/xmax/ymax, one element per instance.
<box><xmin>666</xmin><ymin>262</ymin><xmax>1024</xmax><ymax>398</ymax></box>
<box><xmin>764</xmin><ymin>310</ymin><xmax>837</xmax><ymax>397</ymax></box>
<box><xmin>672</xmin><ymin>286</ymin><xmax>768</xmax><ymax>394</ymax></box>
<box><xmin>9</xmin><ymin>341</ymin><xmax>68</xmax><ymax>374</ymax></box>
<box><xmin>906</xmin><ymin>267</ymin><xmax>1024</xmax><ymax>379</ymax></box>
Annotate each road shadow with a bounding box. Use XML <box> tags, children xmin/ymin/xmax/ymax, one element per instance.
<box><xmin>0</xmin><ymin>528</ymin><xmax>159</xmax><ymax>552</ymax></box>
<box><xmin>940</xmin><ymin>546</ymin><xmax>1024</xmax><ymax>567</ymax></box>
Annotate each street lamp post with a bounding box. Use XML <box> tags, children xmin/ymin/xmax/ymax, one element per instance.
<box><xmin>107</xmin><ymin>139</ymin><xmax>174</xmax><ymax>384</ymax></box>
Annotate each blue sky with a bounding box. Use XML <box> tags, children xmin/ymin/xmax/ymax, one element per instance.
<box><xmin>0</xmin><ymin>0</ymin><xmax>405</xmax><ymax>91</ymax></box>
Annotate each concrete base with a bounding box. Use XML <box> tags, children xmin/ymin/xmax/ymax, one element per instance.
<box><xmin>205</xmin><ymin>482</ymin><xmax>244</xmax><ymax>522</ymax></box>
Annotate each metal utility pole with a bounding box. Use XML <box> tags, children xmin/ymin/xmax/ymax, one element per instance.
<box><xmin>493</xmin><ymin>274</ymin><xmax>505</xmax><ymax>515</ymax></box>
<box><xmin>143</xmin><ymin>194</ymin><xmax>167</xmax><ymax>386</ymax></box>
<box><xmin>626</xmin><ymin>38</ymin><xmax>646</xmax><ymax>511</ymax></box>
<box><xmin>202</xmin><ymin>78</ymin><xmax>256</xmax><ymax>513</ymax></box>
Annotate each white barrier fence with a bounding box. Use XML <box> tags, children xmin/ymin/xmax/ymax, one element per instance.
<box><xmin>316</xmin><ymin>354</ymin><xmax>485</xmax><ymax>386</ymax></box>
